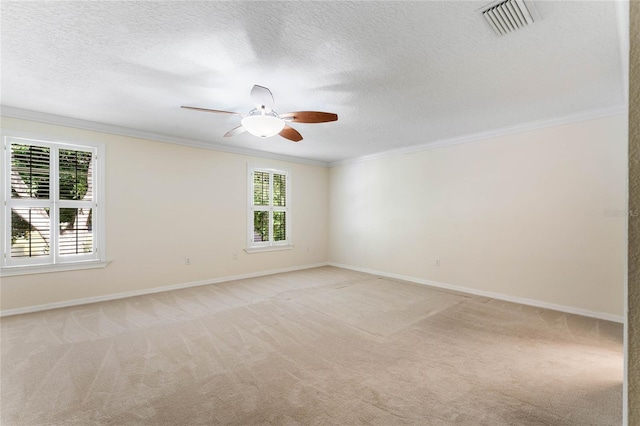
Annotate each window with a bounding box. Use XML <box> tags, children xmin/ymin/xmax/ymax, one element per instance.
<box><xmin>247</xmin><ymin>166</ymin><xmax>291</xmax><ymax>250</ymax></box>
<box><xmin>1</xmin><ymin>134</ymin><xmax>105</xmax><ymax>273</ymax></box>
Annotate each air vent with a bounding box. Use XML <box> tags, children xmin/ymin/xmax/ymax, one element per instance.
<box><xmin>481</xmin><ymin>0</ymin><xmax>538</xmax><ymax>36</ymax></box>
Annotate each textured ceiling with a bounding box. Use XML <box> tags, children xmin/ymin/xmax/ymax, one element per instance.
<box><xmin>0</xmin><ymin>1</ymin><xmax>626</xmax><ymax>164</ymax></box>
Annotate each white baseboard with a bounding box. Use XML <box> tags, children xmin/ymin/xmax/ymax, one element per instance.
<box><xmin>0</xmin><ymin>262</ymin><xmax>329</xmax><ymax>317</ymax></box>
<box><xmin>328</xmin><ymin>262</ymin><xmax>624</xmax><ymax>323</ymax></box>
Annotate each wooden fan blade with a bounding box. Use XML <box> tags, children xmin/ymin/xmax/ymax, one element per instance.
<box><xmin>250</xmin><ymin>85</ymin><xmax>275</xmax><ymax>111</ymax></box>
<box><xmin>224</xmin><ymin>125</ymin><xmax>246</xmax><ymax>137</ymax></box>
<box><xmin>181</xmin><ymin>106</ymin><xmax>242</xmax><ymax>116</ymax></box>
<box><xmin>279</xmin><ymin>111</ymin><xmax>338</xmax><ymax>123</ymax></box>
<box><xmin>279</xmin><ymin>125</ymin><xmax>303</xmax><ymax>142</ymax></box>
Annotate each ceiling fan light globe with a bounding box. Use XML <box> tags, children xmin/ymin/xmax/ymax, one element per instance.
<box><xmin>241</xmin><ymin>114</ymin><xmax>285</xmax><ymax>138</ymax></box>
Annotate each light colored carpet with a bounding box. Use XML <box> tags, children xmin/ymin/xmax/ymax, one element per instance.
<box><xmin>0</xmin><ymin>267</ymin><xmax>623</xmax><ymax>425</ymax></box>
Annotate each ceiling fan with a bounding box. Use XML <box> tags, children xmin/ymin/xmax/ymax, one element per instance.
<box><xmin>181</xmin><ymin>85</ymin><xmax>338</xmax><ymax>142</ymax></box>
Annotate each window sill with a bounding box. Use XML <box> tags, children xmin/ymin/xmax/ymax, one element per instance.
<box><xmin>0</xmin><ymin>260</ymin><xmax>111</xmax><ymax>277</ymax></box>
<box><xmin>244</xmin><ymin>245</ymin><xmax>294</xmax><ymax>254</ymax></box>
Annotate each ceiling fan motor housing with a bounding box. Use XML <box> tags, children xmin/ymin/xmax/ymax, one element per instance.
<box><xmin>241</xmin><ymin>109</ymin><xmax>285</xmax><ymax>138</ymax></box>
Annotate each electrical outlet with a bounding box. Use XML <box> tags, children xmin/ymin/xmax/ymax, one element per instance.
<box><xmin>185</xmin><ymin>257</ymin><xmax>191</xmax><ymax>265</ymax></box>
<box><xmin>232</xmin><ymin>251</ymin><xmax>238</xmax><ymax>260</ymax></box>
<box><xmin>435</xmin><ymin>258</ymin><xmax>440</xmax><ymax>266</ymax></box>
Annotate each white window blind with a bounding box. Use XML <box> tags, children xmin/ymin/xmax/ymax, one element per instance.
<box><xmin>2</xmin><ymin>135</ymin><xmax>103</xmax><ymax>268</ymax></box>
<box><xmin>248</xmin><ymin>167</ymin><xmax>290</xmax><ymax>249</ymax></box>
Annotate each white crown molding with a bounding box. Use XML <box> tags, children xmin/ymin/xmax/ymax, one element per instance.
<box><xmin>0</xmin><ymin>262</ymin><xmax>329</xmax><ymax>317</ymax></box>
<box><xmin>329</xmin><ymin>262</ymin><xmax>624</xmax><ymax>323</ymax></box>
<box><xmin>0</xmin><ymin>106</ymin><xmax>329</xmax><ymax>168</ymax></box>
<box><xmin>2</xmin><ymin>104</ymin><xmax>627</xmax><ymax>170</ymax></box>
<box><xmin>329</xmin><ymin>104</ymin><xmax>628</xmax><ymax>167</ymax></box>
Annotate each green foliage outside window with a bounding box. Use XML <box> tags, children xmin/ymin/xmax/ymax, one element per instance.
<box><xmin>11</xmin><ymin>144</ymin><xmax>50</xmax><ymax>199</ymax></box>
<box><xmin>273</xmin><ymin>174</ymin><xmax>286</xmax><ymax>207</ymax></box>
<box><xmin>273</xmin><ymin>211</ymin><xmax>286</xmax><ymax>241</ymax></box>
<box><xmin>254</xmin><ymin>211</ymin><xmax>269</xmax><ymax>242</ymax></box>
<box><xmin>59</xmin><ymin>149</ymin><xmax>92</xmax><ymax>201</ymax></box>
<box><xmin>253</xmin><ymin>171</ymin><xmax>269</xmax><ymax>206</ymax></box>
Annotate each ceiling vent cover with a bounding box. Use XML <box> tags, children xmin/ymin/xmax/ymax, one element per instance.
<box><xmin>481</xmin><ymin>0</ymin><xmax>538</xmax><ymax>36</ymax></box>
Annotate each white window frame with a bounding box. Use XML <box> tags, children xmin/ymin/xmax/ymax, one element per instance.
<box><xmin>246</xmin><ymin>165</ymin><xmax>292</xmax><ymax>252</ymax></box>
<box><xmin>1</xmin><ymin>131</ymin><xmax>107</xmax><ymax>276</ymax></box>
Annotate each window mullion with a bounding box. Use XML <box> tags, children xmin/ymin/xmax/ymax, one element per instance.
<box><xmin>6</xmin><ymin>198</ymin><xmax>53</xmax><ymax>208</ymax></box>
<box><xmin>57</xmin><ymin>200</ymin><xmax>92</xmax><ymax>208</ymax></box>
<box><xmin>269</xmin><ymin>171</ymin><xmax>274</xmax><ymax>246</ymax></box>
<box><xmin>2</xmin><ymin>141</ymin><xmax>9</xmax><ymax>264</ymax></box>
<box><xmin>91</xmin><ymin>152</ymin><xmax>98</xmax><ymax>254</ymax></box>
<box><xmin>50</xmin><ymin>146</ymin><xmax>59</xmax><ymax>264</ymax></box>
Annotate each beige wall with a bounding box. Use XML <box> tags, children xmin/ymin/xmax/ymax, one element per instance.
<box><xmin>0</xmin><ymin>117</ymin><xmax>329</xmax><ymax>311</ymax></box>
<box><xmin>329</xmin><ymin>115</ymin><xmax>627</xmax><ymax>318</ymax></box>
<box><xmin>0</xmin><ymin>113</ymin><xmax>628</xmax><ymax>319</ymax></box>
